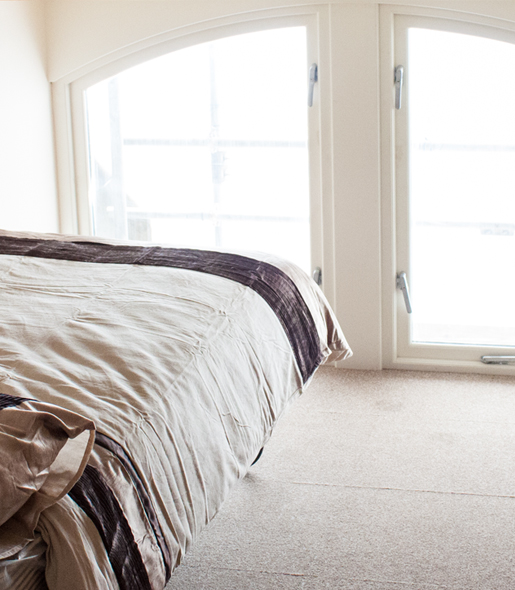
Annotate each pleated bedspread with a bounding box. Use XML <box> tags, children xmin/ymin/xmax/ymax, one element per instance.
<box><xmin>0</xmin><ymin>231</ymin><xmax>351</xmax><ymax>590</ymax></box>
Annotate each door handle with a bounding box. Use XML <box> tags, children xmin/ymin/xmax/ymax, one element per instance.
<box><xmin>308</xmin><ymin>64</ymin><xmax>318</xmax><ymax>107</ymax></box>
<box><xmin>394</xmin><ymin>65</ymin><xmax>404</xmax><ymax>110</ymax></box>
<box><xmin>396</xmin><ymin>271</ymin><xmax>412</xmax><ymax>314</ymax></box>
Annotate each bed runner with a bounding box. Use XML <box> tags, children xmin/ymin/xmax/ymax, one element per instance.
<box><xmin>0</xmin><ymin>235</ymin><xmax>323</xmax><ymax>383</ymax></box>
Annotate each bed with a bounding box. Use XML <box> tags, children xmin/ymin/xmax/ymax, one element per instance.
<box><xmin>0</xmin><ymin>229</ymin><xmax>351</xmax><ymax>590</ymax></box>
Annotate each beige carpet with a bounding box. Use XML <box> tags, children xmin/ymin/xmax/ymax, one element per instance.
<box><xmin>166</xmin><ymin>367</ymin><xmax>515</xmax><ymax>589</ymax></box>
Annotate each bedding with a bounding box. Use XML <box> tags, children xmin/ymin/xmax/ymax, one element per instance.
<box><xmin>0</xmin><ymin>230</ymin><xmax>351</xmax><ymax>590</ymax></box>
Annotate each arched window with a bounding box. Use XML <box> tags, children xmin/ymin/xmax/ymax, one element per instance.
<box><xmin>81</xmin><ymin>27</ymin><xmax>314</xmax><ymax>272</ymax></box>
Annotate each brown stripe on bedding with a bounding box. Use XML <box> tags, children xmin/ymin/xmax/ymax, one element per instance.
<box><xmin>95</xmin><ymin>432</ymin><xmax>172</xmax><ymax>581</ymax></box>
<box><xmin>0</xmin><ymin>393</ymin><xmax>35</xmax><ymax>410</ymax></box>
<box><xmin>69</xmin><ymin>464</ymin><xmax>152</xmax><ymax>590</ymax></box>
<box><xmin>0</xmin><ymin>236</ymin><xmax>323</xmax><ymax>382</ymax></box>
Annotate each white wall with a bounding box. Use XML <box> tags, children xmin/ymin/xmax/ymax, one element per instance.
<box><xmin>0</xmin><ymin>1</ymin><xmax>58</xmax><ymax>232</ymax></box>
<box><xmin>45</xmin><ymin>0</ymin><xmax>515</xmax><ymax>370</ymax></box>
<box><xmin>45</xmin><ymin>0</ymin><xmax>515</xmax><ymax>83</ymax></box>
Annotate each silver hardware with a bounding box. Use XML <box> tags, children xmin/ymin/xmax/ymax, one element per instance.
<box><xmin>396</xmin><ymin>271</ymin><xmax>412</xmax><ymax>314</ymax></box>
<box><xmin>481</xmin><ymin>356</ymin><xmax>515</xmax><ymax>365</ymax></box>
<box><xmin>308</xmin><ymin>64</ymin><xmax>318</xmax><ymax>107</ymax></box>
<box><xmin>312</xmin><ymin>267</ymin><xmax>322</xmax><ymax>286</ymax></box>
<box><xmin>394</xmin><ymin>65</ymin><xmax>404</xmax><ymax>110</ymax></box>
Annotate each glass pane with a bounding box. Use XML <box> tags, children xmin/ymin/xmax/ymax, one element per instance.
<box><xmin>407</xmin><ymin>28</ymin><xmax>515</xmax><ymax>346</ymax></box>
<box><xmin>85</xmin><ymin>27</ymin><xmax>311</xmax><ymax>272</ymax></box>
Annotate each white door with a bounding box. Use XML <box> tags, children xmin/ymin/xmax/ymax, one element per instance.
<box><xmin>385</xmin><ymin>11</ymin><xmax>515</xmax><ymax>372</ymax></box>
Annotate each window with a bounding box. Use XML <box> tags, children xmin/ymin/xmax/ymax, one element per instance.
<box><xmin>382</xmin><ymin>9</ymin><xmax>515</xmax><ymax>370</ymax></box>
<box><xmin>82</xmin><ymin>27</ymin><xmax>313</xmax><ymax>272</ymax></box>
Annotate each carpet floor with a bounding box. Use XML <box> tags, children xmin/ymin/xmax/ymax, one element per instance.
<box><xmin>166</xmin><ymin>367</ymin><xmax>515</xmax><ymax>589</ymax></box>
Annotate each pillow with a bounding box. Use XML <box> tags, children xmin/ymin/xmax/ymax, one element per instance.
<box><xmin>0</xmin><ymin>393</ymin><xmax>95</xmax><ymax>558</ymax></box>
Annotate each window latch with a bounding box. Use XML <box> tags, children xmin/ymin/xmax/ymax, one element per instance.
<box><xmin>308</xmin><ymin>64</ymin><xmax>318</xmax><ymax>107</ymax></box>
<box><xmin>394</xmin><ymin>65</ymin><xmax>404</xmax><ymax>109</ymax></box>
<box><xmin>396</xmin><ymin>271</ymin><xmax>412</xmax><ymax>314</ymax></box>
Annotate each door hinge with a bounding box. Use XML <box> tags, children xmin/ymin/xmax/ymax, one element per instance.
<box><xmin>394</xmin><ymin>65</ymin><xmax>404</xmax><ymax>109</ymax></box>
<box><xmin>481</xmin><ymin>356</ymin><xmax>515</xmax><ymax>365</ymax></box>
<box><xmin>312</xmin><ymin>266</ymin><xmax>322</xmax><ymax>286</ymax></box>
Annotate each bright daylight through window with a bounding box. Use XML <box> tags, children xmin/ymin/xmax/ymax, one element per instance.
<box><xmin>84</xmin><ymin>27</ymin><xmax>311</xmax><ymax>272</ymax></box>
<box><xmin>407</xmin><ymin>28</ymin><xmax>515</xmax><ymax>347</ymax></box>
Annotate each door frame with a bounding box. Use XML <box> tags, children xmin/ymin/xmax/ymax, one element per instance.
<box><xmin>380</xmin><ymin>4</ymin><xmax>515</xmax><ymax>375</ymax></box>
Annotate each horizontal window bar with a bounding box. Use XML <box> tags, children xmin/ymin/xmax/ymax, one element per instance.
<box><xmin>417</xmin><ymin>143</ymin><xmax>515</xmax><ymax>152</ymax></box>
<box><xmin>123</xmin><ymin>138</ymin><xmax>307</xmax><ymax>149</ymax></box>
<box><xmin>125</xmin><ymin>210</ymin><xmax>308</xmax><ymax>223</ymax></box>
<box><xmin>416</xmin><ymin>221</ymin><xmax>515</xmax><ymax>235</ymax></box>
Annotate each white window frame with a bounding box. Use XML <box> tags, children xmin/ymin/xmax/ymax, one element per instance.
<box><xmin>52</xmin><ymin>6</ymin><xmax>337</xmax><ymax>309</ymax></box>
<box><xmin>380</xmin><ymin>5</ymin><xmax>515</xmax><ymax>375</ymax></box>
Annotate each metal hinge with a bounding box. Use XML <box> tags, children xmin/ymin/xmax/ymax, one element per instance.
<box><xmin>394</xmin><ymin>65</ymin><xmax>404</xmax><ymax>109</ymax></box>
<box><xmin>481</xmin><ymin>356</ymin><xmax>515</xmax><ymax>365</ymax></box>
<box><xmin>308</xmin><ymin>64</ymin><xmax>318</xmax><ymax>107</ymax></box>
